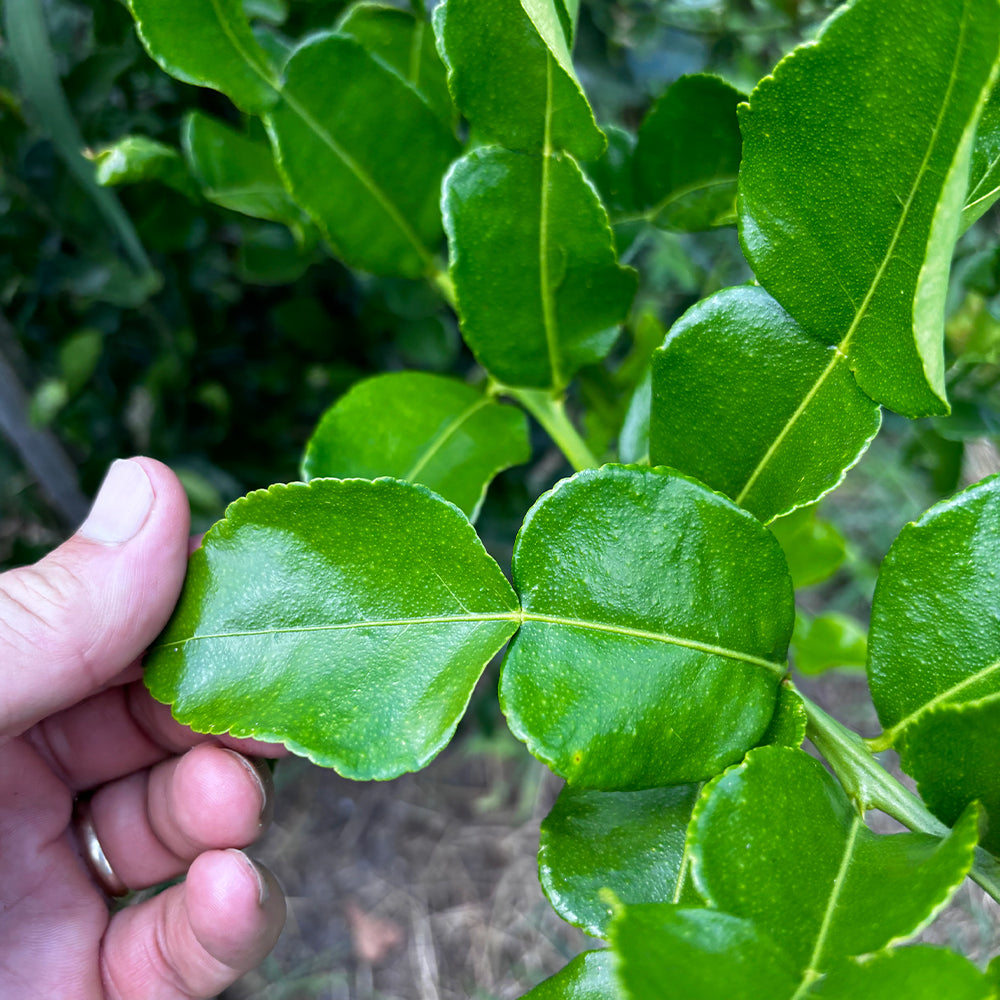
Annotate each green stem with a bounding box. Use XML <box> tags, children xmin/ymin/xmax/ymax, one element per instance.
<box><xmin>797</xmin><ymin>686</ymin><xmax>1000</xmax><ymax>901</ymax></box>
<box><xmin>431</xmin><ymin>267</ymin><xmax>458</xmax><ymax>310</ymax></box>
<box><xmin>500</xmin><ymin>387</ymin><xmax>599</xmax><ymax>472</ymax></box>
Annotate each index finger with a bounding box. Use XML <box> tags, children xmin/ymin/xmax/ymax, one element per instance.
<box><xmin>27</xmin><ymin>679</ymin><xmax>287</xmax><ymax>792</ymax></box>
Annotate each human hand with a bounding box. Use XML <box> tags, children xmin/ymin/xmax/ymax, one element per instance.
<box><xmin>0</xmin><ymin>457</ymin><xmax>286</xmax><ymax>999</ymax></box>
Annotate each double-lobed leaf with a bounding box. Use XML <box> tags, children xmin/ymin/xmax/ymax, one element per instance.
<box><xmin>521</xmin><ymin>950</ymin><xmax>615</xmax><ymax>999</ymax></box>
<box><xmin>147</xmin><ymin>466</ymin><xmax>793</xmax><ymax>786</ymax></box>
<box><xmin>181</xmin><ymin>111</ymin><xmax>305</xmax><ymax>232</ymax></box>
<box><xmin>632</xmin><ymin>74</ymin><xmax>745</xmax><ymax>231</ymax></box>
<box><xmin>964</xmin><ymin>78</ymin><xmax>1000</xmax><ymax>230</ymax></box>
<box><xmin>436</xmin><ymin>0</ymin><xmax>604</xmax><ymax>161</ymax></box>
<box><xmin>267</xmin><ymin>32</ymin><xmax>460</xmax><ymax>277</ymax></box>
<box><xmin>538</xmin><ymin>783</ymin><xmax>700</xmax><ymax>937</ymax></box>
<box><xmin>868</xmin><ymin>473</ymin><xmax>1000</xmax><ymax>849</ymax></box>
<box><xmin>125</xmin><ymin>0</ymin><xmax>459</xmax><ymax>277</ymax></box>
<box><xmin>301</xmin><ymin>372</ymin><xmax>530</xmax><ymax>519</ymax></box>
<box><xmin>500</xmin><ymin>465</ymin><xmax>793</xmax><ymax>788</ymax></box>
<box><xmin>611</xmin><ymin>905</ymin><xmax>800</xmax><ymax>1000</ymax></box>
<box><xmin>738</xmin><ymin>0</ymin><xmax>1000</xmax><ymax>418</ymax></box>
<box><xmin>609</xmin><ymin>904</ymin><xmax>994</xmax><ymax>1000</ymax></box>
<box><xmin>650</xmin><ymin>285</ymin><xmax>881</xmax><ymax>522</ymax></box>
<box><xmin>336</xmin><ymin>2</ymin><xmax>455</xmax><ymax>128</ymax></box>
<box><xmin>445</xmin><ymin>147</ymin><xmax>637</xmax><ymax>391</ymax></box>
<box><xmin>689</xmin><ymin>746</ymin><xmax>979</xmax><ymax>981</ymax></box>
<box><xmin>145</xmin><ymin>478</ymin><xmax>520</xmax><ymax>780</ymax></box>
<box><xmin>127</xmin><ymin>0</ymin><xmax>279</xmax><ymax>114</ymax></box>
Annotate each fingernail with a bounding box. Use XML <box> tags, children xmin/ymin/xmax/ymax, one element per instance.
<box><xmin>223</xmin><ymin>750</ymin><xmax>274</xmax><ymax>826</ymax></box>
<box><xmin>79</xmin><ymin>459</ymin><xmax>154</xmax><ymax>545</ymax></box>
<box><xmin>228</xmin><ymin>849</ymin><xmax>270</xmax><ymax>906</ymax></box>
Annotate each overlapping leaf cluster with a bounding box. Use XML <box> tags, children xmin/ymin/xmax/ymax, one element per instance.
<box><xmin>115</xmin><ymin>0</ymin><xmax>1000</xmax><ymax>994</ymax></box>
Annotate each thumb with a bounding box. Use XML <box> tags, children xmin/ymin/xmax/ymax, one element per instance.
<box><xmin>0</xmin><ymin>457</ymin><xmax>190</xmax><ymax>742</ymax></box>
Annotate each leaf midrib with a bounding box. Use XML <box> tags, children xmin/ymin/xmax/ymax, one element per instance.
<box><xmin>540</xmin><ymin>53</ymin><xmax>563</xmax><ymax>390</ymax></box>
<box><xmin>788</xmin><ymin>812</ymin><xmax>862</xmax><ymax>1000</ymax></box>
<box><xmin>403</xmin><ymin>395</ymin><xmax>493</xmax><ymax>482</ymax></box>
<box><xmin>877</xmin><ymin>656</ymin><xmax>1000</xmax><ymax>747</ymax></box>
<box><xmin>153</xmin><ymin>610</ymin><xmax>786</xmax><ymax>675</ymax></box>
<box><xmin>734</xmin><ymin>1</ymin><xmax>971</xmax><ymax>507</ymax></box>
<box><xmin>207</xmin><ymin>0</ymin><xmax>434</xmax><ymax>269</ymax></box>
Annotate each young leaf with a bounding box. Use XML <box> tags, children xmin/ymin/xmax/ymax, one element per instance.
<box><xmin>144</xmin><ymin>479</ymin><xmax>520</xmax><ymax>779</ymax></box>
<box><xmin>521</xmin><ymin>950</ymin><xmax>616</xmax><ymax>999</ymax></box>
<box><xmin>897</xmin><ymin>695</ymin><xmax>1000</xmax><ymax>855</ymax></box>
<box><xmin>611</xmin><ymin>905</ymin><xmax>800</xmax><ymax>1000</ymax></box>
<box><xmin>336</xmin><ymin>2</ymin><xmax>454</xmax><ymax>128</ymax></box>
<box><xmin>181</xmin><ymin>111</ymin><xmax>304</xmax><ymax>231</ymax></box>
<box><xmin>690</xmin><ymin>746</ymin><xmax>979</xmax><ymax>978</ymax></box>
<box><xmin>868</xmin><ymin>474</ymin><xmax>1000</xmax><ymax>749</ymax></box>
<box><xmin>93</xmin><ymin>136</ymin><xmax>199</xmax><ymax>200</ymax></box>
<box><xmin>126</xmin><ymin>0</ymin><xmax>279</xmax><ymax>114</ymax></box>
<box><xmin>964</xmin><ymin>80</ymin><xmax>1000</xmax><ymax>230</ymax></box>
<box><xmin>792</xmin><ymin>613</ymin><xmax>867</xmax><ymax>676</ymax></box>
<box><xmin>444</xmin><ymin>147</ymin><xmax>637</xmax><ymax>391</ymax></box>
<box><xmin>538</xmin><ymin>783</ymin><xmax>700</xmax><ymax>936</ymax></box>
<box><xmin>500</xmin><ymin>465</ymin><xmax>793</xmax><ymax>789</ymax></box>
<box><xmin>267</xmin><ymin>32</ymin><xmax>460</xmax><ymax>277</ymax></box>
<box><xmin>650</xmin><ymin>285</ymin><xmax>881</xmax><ymax>523</ymax></box>
<box><xmin>632</xmin><ymin>74</ymin><xmax>745</xmax><ymax>231</ymax></box>
<box><xmin>739</xmin><ymin>0</ymin><xmax>1000</xmax><ymax>417</ymax></box>
<box><xmin>436</xmin><ymin>0</ymin><xmax>604</xmax><ymax>160</ymax></box>
<box><xmin>300</xmin><ymin>372</ymin><xmax>530</xmax><ymax>520</ymax></box>
<box><xmin>813</xmin><ymin>947</ymin><xmax>995</xmax><ymax>999</ymax></box>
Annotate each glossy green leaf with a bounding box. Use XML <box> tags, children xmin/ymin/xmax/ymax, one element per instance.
<box><xmin>336</xmin><ymin>3</ymin><xmax>454</xmax><ymax>128</ymax></box>
<box><xmin>500</xmin><ymin>465</ymin><xmax>793</xmax><ymax>789</ymax></box>
<box><xmin>126</xmin><ymin>0</ymin><xmax>278</xmax><ymax>114</ymax></box>
<box><xmin>632</xmin><ymin>74</ymin><xmax>745</xmax><ymax>231</ymax></box>
<box><xmin>868</xmin><ymin>474</ymin><xmax>1000</xmax><ymax>750</ymax></box>
<box><xmin>93</xmin><ymin>135</ymin><xmax>198</xmax><ymax>199</ymax></box>
<box><xmin>811</xmin><ymin>947</ymin><xmax>995</xmax><ymax>999</ymax></box>
<box><xmin>181</xmin><ymin>111</ymin><xmax>303</xmax><ymax>231</ymax></box>
<box><xmin>611</xmin><ymin>905</ymin><xmax>800</xmax><ymax>1000</ymax></box>
<box><xmin>144</xmin><ymin>479</ymin><xmax>520</xmax><ymax>779</ymax></box>
<box><xmin>587</xmin><ymin>125</ymin><xmax>637</xmax><ymax>218</ymax></box>
<box><xmin>792</xmin><ymin>613</ymin><xmax>867</xmax><ymax>676</ymax></box>
<box><xmin>267</xmin><ymin>32</ymin><xmax>460</xmax><ymax>277</ymax></box>
<box><xmin>964</xmin><ymin>80</ymin><xmax>1000</xmax><ymax>230</ymax></box>
<box><xmin>898</xmin><ymin>695</ymin><xmax>1000</xmax><ymax>855</ymax></box>
<box><xmin>650</xmin><ymin>285</ymin><xmax>881</xmax><ymax>522</ymax></box>
<box><xmin>538</xmin><ymin>783</ymin><xmax>700</xmax><ymax>936</ymax></box>
<box><xmin>758</xmin><ymin>683</ymin><xmax>807</xmax><ymax>748</ymax></box>
<box><xmin>444</xmin><ymin>147</ymin><xmax>637</xmax><ymax>391</ymax></box>
<box><xmin>690</xmin><ymin>746</ymin><xmax>979</xmax><ymax>978</ymax></box>
<box><xmin>521</xmin><ymin>950</ymin><xmax>616</xmax><ymax>1000</ymax></box>
<box><xmin>739</xmin><ymin>0</ymin><xmax>1000</xmax><ymax>417</ymax></box>
<box><xmin>300</xmin><ymin>373</ymin><xmax>530</xmax><ymax>519</ymax></box>
<box><xmin>436</xmin><ymin>0</ymin><xmax>604</xmax><ymax>160</ymax></box>
<box><xmin>768</xmin><ymin>504</ymin><xmax>846</xmax><ymax>589</ymax></box>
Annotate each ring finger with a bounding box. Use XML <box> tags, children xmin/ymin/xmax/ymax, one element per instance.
<box><xmin>78</xmin><ymin>743</ymin><xmax>273</xmax><ymax>893</ymax></box>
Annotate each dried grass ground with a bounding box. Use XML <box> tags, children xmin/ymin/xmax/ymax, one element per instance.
<box><xmin>222</xmin><ymin>725</ymin><xmax>589</xmax><ymax>1000</ymax></box>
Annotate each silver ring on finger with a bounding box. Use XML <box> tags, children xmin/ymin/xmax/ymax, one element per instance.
<box><xmin>71</xmin><ymin>796</ymin><xmax>129</xmax><ymax>899</ymax></box>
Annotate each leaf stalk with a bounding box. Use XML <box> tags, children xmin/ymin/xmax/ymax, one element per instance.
<box><xmin>797</xmin><ymin>685</ymin><xmax>1000</xmax><ymax>902</ymax></box>
<box><xmin>500</xmin><ymin>387</ymin><xmax>599</xmax><ymax>472</ymax></box>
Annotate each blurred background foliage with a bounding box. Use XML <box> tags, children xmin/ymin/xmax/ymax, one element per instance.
<box><xmin>1</xmin><ymin>0</ymin><xmax>999</xmax><ymax>652</ymax></box>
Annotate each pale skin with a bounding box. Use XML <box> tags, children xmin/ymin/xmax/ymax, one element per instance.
<box><xmin>0</xmin><ymin>457</ymin><xmax>287</xmax><ymax>999</ymax></box>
